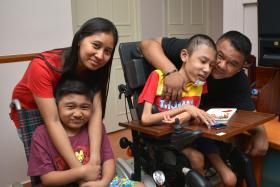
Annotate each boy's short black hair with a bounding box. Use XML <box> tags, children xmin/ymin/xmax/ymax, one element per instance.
<box><xmin>55</xmin><ymin>75</ymin><xmax>95</xmax><ymax>104</ymax></box>
<box><xmin>217</xmin><ymin>30</ymin><xmax>252</xmax><ymax>58</ymax></box>
<box><xmin>184</xmin><ymin>34</ymin><xmax>217</xmax><ymax>56</ymax></box>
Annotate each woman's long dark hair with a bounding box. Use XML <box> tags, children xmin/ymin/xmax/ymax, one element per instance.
<box><xmin>63</xmin><ymin>17</ymin><xmax>118</xmax><ymax>118</ymax></box>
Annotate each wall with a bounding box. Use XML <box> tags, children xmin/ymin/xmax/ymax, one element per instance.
<box><xmin>140</xmin><ymin>0</ymin><xmax>165</xmax><ymax>39</ymax></box>
<box><xmin>0</xmin><ymin>0</ymin><xmax>73</xmax><ymax>186</ymax></box>
<box><xmin>140</xmin><ymin>0</ymin><xmax>223</xmax><ymax>41</ymax></box>
<box><xmin>223</xmin><ymin>0</ymin><xmax>258</xmax><ymax>62</ymax></box>
<box><xmin>208</xmin><ymin>0</ymin><xmax>223</xmax><ymax>41</ymax></box>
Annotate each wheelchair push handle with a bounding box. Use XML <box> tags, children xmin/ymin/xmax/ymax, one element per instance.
<box><xmin>10</xmin><ymin>99</ymin><xmax>22</xmax><ymax>110</ymax></box>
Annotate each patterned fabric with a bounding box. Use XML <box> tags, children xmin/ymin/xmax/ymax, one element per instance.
<box><xmin>15</xmin><ymin>108</ymin><xmax>43</xmax><ymax>186</ymax></box>
<box><xmin>13</xmin><ymin>108</ymin><xmax>43</xmax><ymax>186</ymax></box>
<box><xmin>17</xmin><ymin>109</ymin><xmax>43</xmax><ymax>160</ymax></box>
<box><xmin>109</xmin><ymin>176</ymin><xmax>137</xmax><ymax>187</ymax></box>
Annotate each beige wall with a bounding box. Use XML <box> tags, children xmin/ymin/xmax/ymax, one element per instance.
<box><xmin>223</xmin><ymin>0</ymin><xmax>258</xmax><ymax>62</ymax></box>
<box><xmin>140</xmin><ymin>0</ymin><xmax>165</xmax><ymax>39</ymax></box>
<box><xmin>208</xmin><ymin>0</ymin><xmax>223</xmax><ymax>41</ymax></box>
<box><xmin>140</xmin><ymin>0</ymin><xmax>223</xmax><ymax>41</ymax></box>
<box><xmin>0</xmin><ymin>0</ymin><xmax>73</xmax><ymax>186</ymax></box>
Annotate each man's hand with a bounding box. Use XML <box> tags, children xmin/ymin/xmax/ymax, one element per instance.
<box><xmin>163</xmin><ymin>71</ymin><xmax>185</xmax><ymax>101</ymax></box>
<box><xmin>245</xmin><ymin>127</ymin><xmax>268</xmax><ymax>156</ymax></box>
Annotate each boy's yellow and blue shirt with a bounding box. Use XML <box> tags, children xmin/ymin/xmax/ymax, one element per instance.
<box><xmin>138</xmin><ymin>70</ymin><xmax>207</xmax><ymax>112</ymax></box>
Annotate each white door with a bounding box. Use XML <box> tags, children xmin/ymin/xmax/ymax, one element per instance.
<box><xmin>71</xmin><ymin>0</ymin><xmax>141</xmax><ymax>132</ymax></box>
<box><xmin>165</xmin><ymin>0</ymin><xmax>210</xmax><ymax>38</ymax></box>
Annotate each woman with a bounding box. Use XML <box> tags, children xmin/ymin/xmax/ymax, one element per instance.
<box><xmin>11</xmin><ymin>17</ymin><xmax>118</xmax><ymax>180</ymax></box>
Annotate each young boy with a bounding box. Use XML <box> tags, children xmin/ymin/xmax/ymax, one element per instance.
<box><xmin>138</xmin><ymin>34</ymin><xmax>217</xmax><ymax>175</ymax></box>
<box><xmin>28</xmin><ymin>77</ymin><xmax>145</xmax><ymax>187</ymax></box>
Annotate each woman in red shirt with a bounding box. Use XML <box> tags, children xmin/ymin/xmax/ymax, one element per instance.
<box><xmin>11</xmin><ymin>17</ymin><xmax>118</xmax><ymax>181</ymax></box>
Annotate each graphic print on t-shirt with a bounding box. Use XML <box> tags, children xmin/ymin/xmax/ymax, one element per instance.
<box><xmin>138</xmin><ymin>70</ymin><xmax>207</xmax><ymax>112</ymax></box>
<box><xmin>54</xmin><ymin>145</ymin><xmax>89</xmax><ymax>170</ymax></box>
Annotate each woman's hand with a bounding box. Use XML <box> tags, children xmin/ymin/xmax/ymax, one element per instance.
<box><xmin>82</xmin><ymin>162</ymin><xmax>101</xmax><ymax>182</ymax></box>
<box><xmin>163</xmin><ymin>71</ymin><xmax>185</xmax><ymax>101</ymax></box>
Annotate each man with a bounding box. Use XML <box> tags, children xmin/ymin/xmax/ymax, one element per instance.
<box><xmin>139</xmin><ymin>31</ymin><xmax>268</xmax><ymax>157</ymax></box>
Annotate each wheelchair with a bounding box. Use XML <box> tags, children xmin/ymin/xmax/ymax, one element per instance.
<box><xmin>117</xmin><ymin>41</ymin><xmax>259</xmax><ymax>187</ymax></box>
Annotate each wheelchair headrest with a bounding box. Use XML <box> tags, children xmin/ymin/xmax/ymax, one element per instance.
<box><xmin>119</xmin><ymin>42</ymin><xmax>154</xmax><ymax>90</ymax></box>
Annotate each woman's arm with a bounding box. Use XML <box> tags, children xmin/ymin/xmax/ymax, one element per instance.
<box><xmin>34</xmin><ymin>96</ymin><xmax>81</xmax><ymax>168</ymax></box>
<box><xmin>88</xmin><ymin>91</ymin><xmax>103</xmax><ymax>165</ymax></box>
<box><xmin>40</xmin><ymin>166</ymin><xmax>83</xmax><ymax>186</ymax></box>
<box><xmin>80</xmin><ymin>159</ymin><xmax>115</xmax><ymax>187</ymax></box>
<box><xmin>40</xmin><ymin>163</ymin><xmax>101</xmax><ymax>186</ymax></box>
<box><xmin>99</xmin><ymin>159</ymin><xmax>116</xmax><ymax>186</ymax></box>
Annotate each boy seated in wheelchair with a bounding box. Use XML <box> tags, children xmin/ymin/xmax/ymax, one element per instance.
<box><xmin>139</xmin><ymin>34</ymin><xmax>237</xmax><ymax>187</ymax></box>
<box><xmin>27</xmin><ymin>76</ymin><xmax>145</xmax><ymax>187</ymax></box>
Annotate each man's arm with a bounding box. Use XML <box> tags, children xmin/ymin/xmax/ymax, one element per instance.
<box><xmin>239</xmin><ymin>74</ymin><xmax>268</xmax><ymax>156</ymax></box>
<box><xmin>139</xmin><ymin>38</ymin><xmax>185</xmax><ymax>100</ymax></box>
<box><xmin>139</xmin><ymin>38</ymin><xmax>177</xmax><ymax>73</ymax></box>
<box><xmin>246</xmin><ymin>125</ymin><xmax>268</xmax><ymax>156</ymax></box>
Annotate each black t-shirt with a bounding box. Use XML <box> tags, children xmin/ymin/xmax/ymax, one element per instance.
<box><xmin>201</xmin><ymin>72</ymin><xmax>255</xmax><ymax>110</ymax></box>
<box><xmin>162</xmin><ymin>37</ymin><xmax>188</xmax><ymax>69</ymax></box>
<box><xmin>161</xmin><ymin>37</ymin><xmax>255</xmax><ymax>111</ymax></box>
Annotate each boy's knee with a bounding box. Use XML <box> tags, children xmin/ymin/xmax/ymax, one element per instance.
<box><xmin>222</xmin><ymin>171</ymin><xmax>237</xmax><ymax>187</ymax></box>
<box><xmin>183</xmin><ymin>148</ymin><xmax>204</xmax><ymax>170</ymax></box>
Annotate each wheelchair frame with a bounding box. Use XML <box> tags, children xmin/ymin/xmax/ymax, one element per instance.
<box><xmin>118</xmin><ymin>41</ymin><xmax>213</xmax><ymax>187</ymax></box>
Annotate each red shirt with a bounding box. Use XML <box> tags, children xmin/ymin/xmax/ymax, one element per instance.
<box><xmin>11</xmin><ymin>49</ymin><xmax>63</xmax><ymax>128</ymax></box>
<box><xmin>138</xmin><ymin>70</ymin><xmax>207</xmax><ymax>112</ymax></box>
